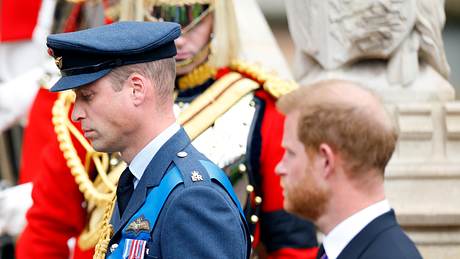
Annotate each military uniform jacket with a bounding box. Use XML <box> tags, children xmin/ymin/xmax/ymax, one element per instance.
<box><xmin>106</xmin><ymin>128</ymin><xmax>250</xmax><ymax>259</ymax></box>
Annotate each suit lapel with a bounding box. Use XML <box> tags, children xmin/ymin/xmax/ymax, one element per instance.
<box><xmin>337</xmin><ymin>210</ymin><xmax>398</xmax><ymax>259</ymax></box>
<box><xmin>112</xmin><ymin>128</ymin><xmax>191</xmax><ymax>235</ymax></box>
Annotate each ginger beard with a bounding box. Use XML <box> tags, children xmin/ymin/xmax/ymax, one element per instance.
<box><xmin>282</xmin><ymin>161</ymin><xmax>330</xmax><ymax>221</ymax></box>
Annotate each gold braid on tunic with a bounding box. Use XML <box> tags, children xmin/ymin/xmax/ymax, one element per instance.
<box><xmin>177</xmin><ymin>61</ymin><xmax>217</xmax><ymax>91</ymax></box>
<box><xmin>228</xmin><ymin>59</ymin><xmax>298</xmax><ymax>99</ymax></box>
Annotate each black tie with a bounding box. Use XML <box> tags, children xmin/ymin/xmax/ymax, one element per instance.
<box><xmin>317</xmin><ymin>244</ymin><xmax>328</xmax><ymax>259</ymax></box>
<box><xmin>117</xmin><ymin>167</ymin><xmax>135</xmax><ymax>217</ymax></box>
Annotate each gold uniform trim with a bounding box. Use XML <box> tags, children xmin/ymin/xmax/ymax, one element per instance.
<box><xmin>229</xmin><ymin>59</ymin><xmax>299</xmax><ymax>99</ymax></box>
<box><xmin>177</xmin><ymin>61</ymin><xmax>217</xmax><ymax>91</ymax></box>
<box><xmin>179</xmin><ymin>72</ymin><xmax>241</xmax><ymax>124</ymax></box>
<box><xmin>180</xmin><ymin>73</ymin><xmax>260</xmax><ymax>139</ymax></box>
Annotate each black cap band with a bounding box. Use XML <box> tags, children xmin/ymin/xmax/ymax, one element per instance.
<box><xmin>60</xmin><ymin>42</ymin><xmax>177</xmax><ymax>76</ymax></box>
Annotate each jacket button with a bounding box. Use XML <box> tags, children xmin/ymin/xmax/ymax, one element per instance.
<box><xmin>110</xmin><ymin>243</ymin><xmax>118</xmax><ymax>253</ymax></box>
<box><xmin>177</xmin><ymin>151</ymin><xmax>188</xmax><ymax>158</ymax></box>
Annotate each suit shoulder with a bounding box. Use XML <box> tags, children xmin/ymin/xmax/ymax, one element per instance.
<box><xmin>363</xmin><ymin>225</ymin><xmax>422</xmax><ymax>259</ymax></box>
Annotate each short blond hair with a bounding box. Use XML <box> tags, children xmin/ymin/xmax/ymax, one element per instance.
<box><xmin>107</xmin><ymin>58</ymin><xmax>176</xmax><ymax>106</ymax></box>
<box><xmin>277</xmin><ymin>79</ymin><xmax>398</xmax><ymax>176</ymax></box>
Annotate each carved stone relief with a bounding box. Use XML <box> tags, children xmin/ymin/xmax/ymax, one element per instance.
<box><xmin>286</xmin><ymin>0</ymin><xmax>450</xmax><ymax>87</ymax></box>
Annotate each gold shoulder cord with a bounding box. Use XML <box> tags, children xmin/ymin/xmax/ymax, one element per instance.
<box><xmin>93</xmin><ymin>194</ymin><xmax>116</xmax><ymax>258</ymax></box>
<box><xmin>177</xmin><ymin>61</ymin><xmax>217</xmax><ymax>91</ymax></box>
<box><xmin>229</xmin><ymin>59</ymin><xmax>299</xmax><ymax>99</ymax></box>
<box><xmin>52</xmin><ymin>91</ymin><xmax>125</xmax><ymax>257</ymax></box>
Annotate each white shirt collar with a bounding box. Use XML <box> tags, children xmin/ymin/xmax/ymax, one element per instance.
<box><xmin>323</xmin><ymin>199</ymin><xmax>391</xmax><ymax>259</ymax></box>
<box><xmin>128</xmin><ymin>123</ymin><xmax>180</xmax><ymax>188</ymax></box>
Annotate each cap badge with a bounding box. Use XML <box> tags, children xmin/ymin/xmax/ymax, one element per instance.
<box><xmin>126</xmin><ymin>215</ymin><xmax>151</xmax><ymax>235</ymax></box>
<box><xmin>55</xmin><ymin>56</ymin><xmax>63</xmax><ymax>69</ymax></box>
<box><xmin>191</xmin><ymin>170</ymin><xmax>203</xmax><ymax>182</ymax></box>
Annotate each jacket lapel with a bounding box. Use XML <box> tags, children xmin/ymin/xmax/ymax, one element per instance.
<box><xmin>337</xmin><ymin>210</ymin><xmax>398</xmax><ymax>259</ymax></box>
<box><xmin>110</xmin><ymin>202</ymin><xmax>121</xmax><ymax>229</ymax></box>
<box><xmin>112</xmin><ymin>128</ymin><xmax>191</xmax><ymax>235</ymax></box>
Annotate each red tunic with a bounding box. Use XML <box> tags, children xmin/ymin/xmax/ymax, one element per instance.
<box><xmin>0</xmin><ymin>0</ymin><xmax>41</xmax><ymax>42</ymax></box>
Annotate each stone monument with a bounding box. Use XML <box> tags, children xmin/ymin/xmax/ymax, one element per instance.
<box><xmin>285</xmin><ymin>0</ymin><xmax>460</xmax><ymax>258</ymax></box>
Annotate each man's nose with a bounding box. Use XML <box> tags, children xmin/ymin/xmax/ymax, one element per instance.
<box><xmin>275</xmin><ymin>161</ymin><xmax>285</xmax><ymax>176</ymax></box>
<box><xmin>71</xmin><ymin>102</ymin><xmax>85</xmax><ymax>122</ymax></box>
<box><xmin>174</xmin><ymin>36</ymin><xmax>186</xmax><ymax>49</ymax></box>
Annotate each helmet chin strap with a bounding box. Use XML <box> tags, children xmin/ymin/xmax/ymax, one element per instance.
<box><xmin>176</xmin><ymin>43</ymin><xmax>211</xmax><ymax>69</ymax></box>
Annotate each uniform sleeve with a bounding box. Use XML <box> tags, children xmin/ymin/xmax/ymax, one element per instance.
<box><xmin>161</xmin><ymin>184</ymin><xmax>248</xmax><ymax>259</ymax></box>
<box><xmin>255</xmin><ymin>90</ymin><xmax>319</xmax><ymax>259</ymax></box>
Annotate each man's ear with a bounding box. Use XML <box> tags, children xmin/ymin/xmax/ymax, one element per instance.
<box><xmin>128</xmin><ymin>73</ymin><xmax>147</xmax><ymax>106</ymax></box>
<box><xmin>318</xmin><ymin>143</ymin><xmax>336</xmax><ymax>178</ymax></box>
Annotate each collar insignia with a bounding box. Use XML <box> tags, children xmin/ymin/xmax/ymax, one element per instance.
<box><xmin>126</xmin><ymin>215</ymin><xmax>151</xmax><ymax>235</ymax></box>
<box><xmin>191</xmin><ymin>170</ymin><xmax>203</xmax><ymax>182</ymax></box>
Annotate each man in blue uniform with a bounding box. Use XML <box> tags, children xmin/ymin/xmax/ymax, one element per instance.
<box><xmin>46</xmin><ymin>21</ymin><xmax>250</xmax><ymax>259</ymax></box>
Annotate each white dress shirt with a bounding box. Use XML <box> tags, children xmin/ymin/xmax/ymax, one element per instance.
<box><xmin>128</xmin><ymin>123</ymin><xmax>180</xmax><ymax>188</ymax></box>
<box><xmin>322</xmin><ymin>199</ymin><xmax>391</xmax><ymax>259</ymax></box>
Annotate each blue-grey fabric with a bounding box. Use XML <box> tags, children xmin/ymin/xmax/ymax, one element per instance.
<box><xmin>337</xmin><ymin>210</ymin><xmax>422</xmax><ymax>259</ymax></box>
<box><xmin>108</xmin><ymin>128</ymin><xmax>250</xmax><ymax>258</ymax></box>
<box><xmin>46</xmin><ymin>21</ymin><xmax>181</xmax><ymax>92</ymax></box>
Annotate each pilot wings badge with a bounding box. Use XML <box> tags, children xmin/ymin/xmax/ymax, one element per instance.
<box><xmin>126</xmin><ymin>215</ymin><xmax>151</xmax><ymax>235</ymax></box>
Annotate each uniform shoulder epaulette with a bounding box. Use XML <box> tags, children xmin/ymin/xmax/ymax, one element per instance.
<box><xmin>229</xmin><ymin>59</ymin><xmax>298</xmax><ymax>99</ymax></box>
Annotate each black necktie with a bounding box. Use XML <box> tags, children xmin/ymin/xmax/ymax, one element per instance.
<box><xmin>317</xmin><ymin>244</ymin><xmax>328</xmax><ymax>259</ymax></box>
<box><xmin>117</xmin><ymin>167</ymin><xmax>134</xmax><ymax>217</ymax></box>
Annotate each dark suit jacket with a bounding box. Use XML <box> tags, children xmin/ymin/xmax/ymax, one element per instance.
<box><xmin>335</xmin><ymin>210</ymin><xmax>422</xmax><ymax>259</ymax></box>
<box><xmin>107</xmin><ymin>128</ymin><xmax>250</xmax><ymax>258</ymax></box>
